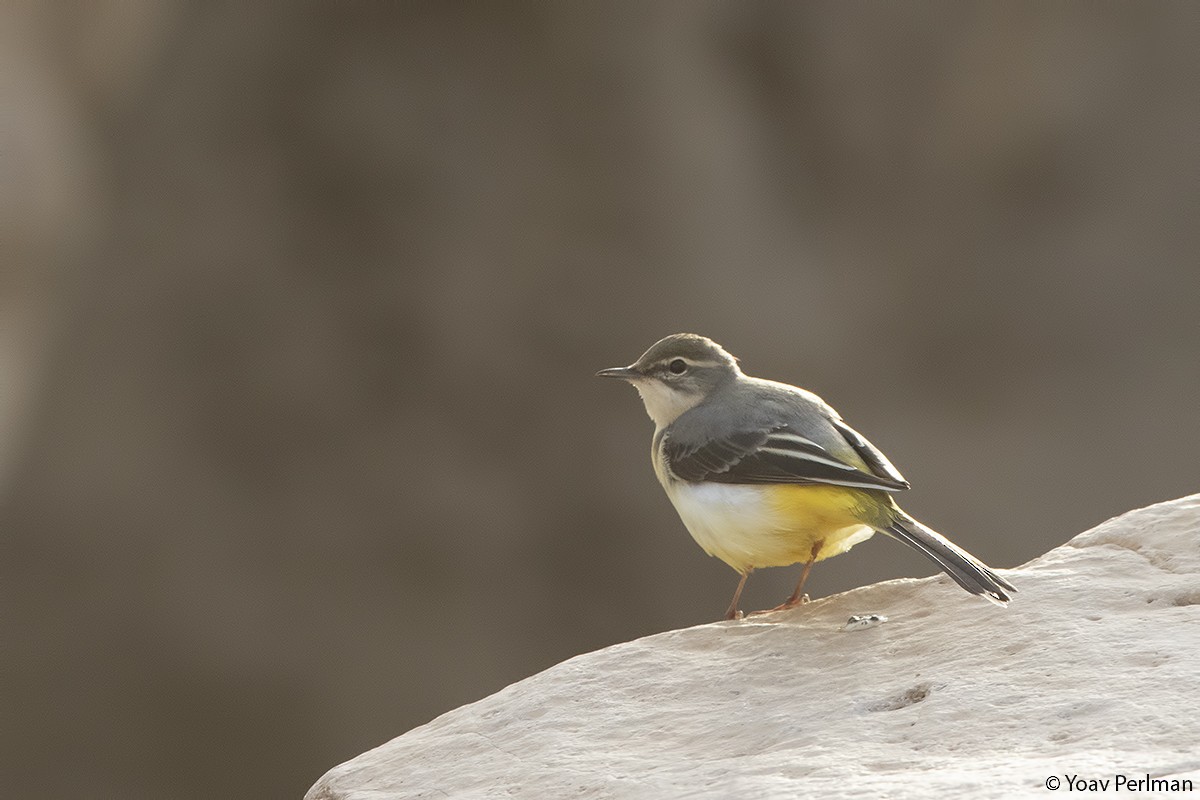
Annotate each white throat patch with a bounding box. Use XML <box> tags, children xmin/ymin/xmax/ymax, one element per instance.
<box><xmin>634</xmin><ymin>380</ymin><xmax>704</xmax><ymax>429</ymax></box>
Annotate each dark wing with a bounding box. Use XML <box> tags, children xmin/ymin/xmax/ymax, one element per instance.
<box><xmin>829</xmin><ymin>417</ymin><xmax>909</xmax><ymax>489</ymax></box>
<box><xmin>663</xmin><ymin>424</ymin><xmax>909</xmax><ymax>491</ymax></box>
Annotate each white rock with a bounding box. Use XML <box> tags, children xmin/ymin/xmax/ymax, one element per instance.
<box><xmin>307</xmin><ymin>495</ymin><xmax>1200</xmax><ymax>799</ymax></box>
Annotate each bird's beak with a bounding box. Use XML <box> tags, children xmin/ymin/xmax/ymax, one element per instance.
<box><xmin>595</xmin><ymin>365</ymin><xmax>640</xmax><ymax>381</ymax></box>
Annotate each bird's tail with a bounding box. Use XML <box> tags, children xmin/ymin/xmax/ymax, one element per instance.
<box><xmin>880</xmin><ymin>512</ymin><xmax>1016</xmax><ymax>605</ymax></box>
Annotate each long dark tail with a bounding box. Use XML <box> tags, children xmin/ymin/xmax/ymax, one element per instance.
<box><xmin>881</xmin><ymin>512</ymin><xmax>1016</xmax><ymax>605</ymax></box>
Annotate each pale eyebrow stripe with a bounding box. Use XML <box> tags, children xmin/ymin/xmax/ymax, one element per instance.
<box><xmin>652</xmin><ymin>358</ymin><xmax>725</xmax><ymax>369</ymax></box>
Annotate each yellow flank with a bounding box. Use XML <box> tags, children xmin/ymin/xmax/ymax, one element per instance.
<box><xmin>762</xmin><ymin>484</ymin><xmax>880</xmax><ymax>563</ymax></box>
<box><xmin>663</xmin><ymin>479</ymin><xmax>893</xmax><ymax>573</ymax></box>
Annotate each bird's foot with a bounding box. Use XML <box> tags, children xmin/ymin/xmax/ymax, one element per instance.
<box><xmin>747</xmin><ymin>593</ymin><xmax>811</xmax><ymax>616</ymax></box>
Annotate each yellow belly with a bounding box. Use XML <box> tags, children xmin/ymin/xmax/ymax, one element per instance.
<box><xmin>665</xmin><ymin>481</ymin><xmax>881</xmax><ymax>573</ymax></box>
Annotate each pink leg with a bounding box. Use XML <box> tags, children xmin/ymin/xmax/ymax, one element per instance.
<box><xmin>724</xmin><ymin>572</ymin><xmax>750</xmax><ymax>620</ymax></box>
<box><xmin>752</xmin><ymin>540</ymin><xmax>824</xmax><ymax>614</ymax></box>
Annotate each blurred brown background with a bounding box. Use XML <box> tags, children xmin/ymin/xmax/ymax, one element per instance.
<box><xmin>3</xmin><ymin>3</ymin><xmax>1198</xmax><ymax>798</ymax></box>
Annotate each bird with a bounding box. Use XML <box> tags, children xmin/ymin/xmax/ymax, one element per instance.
<box><xmin>597</xmin><ymin>333</ymin><xmax>1015</xmax><ymax>620</ymax></box>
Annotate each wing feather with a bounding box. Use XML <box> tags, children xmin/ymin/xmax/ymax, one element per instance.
<box><xmin>663</xmin><ymin>423</ymin><xmax>909</xmax><ymax>491</ymax></box>
<box><xmin>829</xmin><ymin>418</ymin><xmax>909</xmax><ymax>488</ymax></box>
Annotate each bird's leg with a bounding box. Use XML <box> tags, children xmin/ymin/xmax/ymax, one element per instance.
<box><xmin>724</xmin><ymin>572</ymin><xmax>750</xmax><ymax>620</ymax></box>
<box><xmin>783</xmin><ymin>539</ymin><xmax>824</xmax><ymax>607</ymax></box>
<box><xmin>752</xmin><ymin>539</ymin><xmax>825</xmax><ymax>615</ymax></box>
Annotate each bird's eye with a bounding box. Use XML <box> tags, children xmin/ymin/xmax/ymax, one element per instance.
<box><xmin>668</xmin><ymin>359</ymin><xmax>688</xmax><ymax>375</ymax></box>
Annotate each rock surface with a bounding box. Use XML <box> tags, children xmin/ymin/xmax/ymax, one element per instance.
<box><xmin>307</xmin><ymin>495</ymin><xmax>1200</xmax><ymax>799</ymax></box>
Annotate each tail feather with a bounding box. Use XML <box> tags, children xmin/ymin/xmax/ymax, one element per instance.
<box><xmin>882</xmin><ymin>514</ymin><xmax>1016</xmax><ymax>605</ymax></box>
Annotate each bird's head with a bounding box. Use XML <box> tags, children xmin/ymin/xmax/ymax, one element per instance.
<box><xmin>596</xmin><ymin>333</ymin><xmax>741</xmax><ymax>428</ymax></box>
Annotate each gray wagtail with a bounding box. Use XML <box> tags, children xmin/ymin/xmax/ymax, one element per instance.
<box><xmin>597</xmin><ymin>333</ymin><xmax>1015</xmax><ymax>619</ymax></box>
